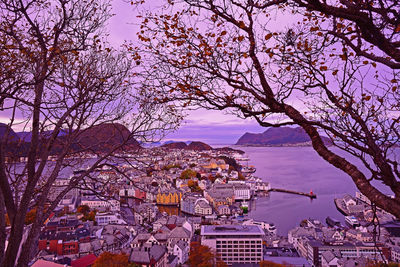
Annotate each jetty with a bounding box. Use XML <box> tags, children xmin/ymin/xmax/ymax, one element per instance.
<box><xmin>268</xmin><ymin>188</ymin><xmax>317</xmax><ymax>199</ymax></box>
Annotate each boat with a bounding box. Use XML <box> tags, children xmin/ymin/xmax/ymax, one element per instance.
<box><xmin>326</xmin><ymin>216</ymin><xmax>341</xmax><ymax>228</ymax></box>
<box><xmin>241</xmin><ymin>166</ymin><xmax>256</xmax><ymax>174</ymax></box>
<box><xmin>266</xmin><ymin>223</ymin><xmax>277</xmax><ymax>235</ymax></box>
<box><xmin>345</xmin><ymin>216</ymin><xmax>360</xmax><ymax>228</ymax></box>
<box><xmin>243</xmin><ymin>219</ymin><xmax>277</xmax><ymax>235</ymax></box>
<box><xmin>241</xmin><ymin>201</ymin><xmax>249</xmax><ymax>208</ymax></box>
<box><xmin>236</xmin><ymin>156</ymin><xmax>250</xmax><ymax>161</ymax></box>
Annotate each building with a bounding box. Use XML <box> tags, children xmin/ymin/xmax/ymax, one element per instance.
<box><xmin>173</xmin><ymin>240</ymin><xmax>189</xmax><ymax>264</ymax></box>
<box><xmin>201</xmin><ymin>225</ymin><xmax>265</xmax><ymax>265</ymax></box>
<box><xmin>129</xmin><ymin>245</ymin><xmax>168</xmax><ymax>267</ymax></box>
<box><xmin>168</xmin><ymin>227</ymin><xmax>192</xmax><ymax>252</ymax></box>
<box><xmin>217</xmin><ymin>205</ymin><xmax>231</xmax><ymax>215</ymax></box>
<box><xmin>300</xmin><ymin>238</ymin><xmax>389</xmax><ymax>266</ymax></box>
<box><xmin>209</xmin><ymin>184</ymin><xmax>251</xmax><ymax>201</ymax></box>
<box><xmin>232</xmin><ymin>184</ymin><xmax>251</xmax><ymax>200</ymax></box>
<box><xmin>80</xmin><ymin>195</ymin><xmax>120</xmax><ymax>212</ymax></box>
<box><xmin>156</xmin><ymin>190</ymin><xmax>182</xmax><ymax>206</ymax></box>
<box><xmin>204</xmin><ymin>186</ymin><xmax>235</xmax><ymax>208</ymax></box>
<box><xmin>38</xmin><ymin>225</ymin><xmax>90</xmax><ymax>255</ymax></box>
<box><xmin>194</xmin><ymin>200</ymin><xmax>213</xmax><ymax>216</ymax></box>
<box><xmin>58</xmin><ymin>189</ymin><xmax>79</xmax><ymax>212</ymax></box>
<box><xmin>180</xmin><ymin>193</ymin><xmax>208</xmax><ymax>215</ymax></box>
<box><xmin>95</xmin><ymin>212</ymin><xmax>127</xmax><ymax>226</ymax></box>
<box><xmin>133</xmin><ymin>203</ymin><xmax>158</xmax><ymax>225</ymax></box>
<box><xmin>392</xmin><ymin>246</ymin><xmax>400</xmax><ymax>263</ymax></box>
<box><xmin>342</xmin><ymin>194</ymin><xmax>357</xmax><ymax>206</ymax></box>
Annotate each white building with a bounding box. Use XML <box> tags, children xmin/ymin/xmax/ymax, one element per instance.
<box><xmin>95</xmin><ymin>212</ymin><xmax>127</xmax><ymax>226</ymax></box>
<box><xmin>57</xmin><ymin>189</ymin><xmax>79</xmax><ymax>211</ymax></box>
<box><xmin>212</xmin><ymin>184</ymin><xmax>251</xmax><ymax>201</ymax></box>
<box><xmin>201</xmin><ymin>225</ymin><xmax>265</xmax><ymax>265</ymax></box>
<box><xmin>173</xmin><ymin>240</ymin><xmax>189</xmax><ymax>264</ymax></box>
<box><xmin>80</xmin><ymin>195</ymin><xmax>120</xmax><ymax>212</ymax></box>
<box><xmin>242</xmin><ymin>219</ymin><xmax>277</xmax><ymax>235</ymax></box>
<box><xmin>392</xmin><ymin>246</ymin><xmax>400</xmax><ymax>263</ymax></box>
<box><xmin>194</xmin><ymin>200</ymin><xmax>212</xmax><ymax>216</ymax></box>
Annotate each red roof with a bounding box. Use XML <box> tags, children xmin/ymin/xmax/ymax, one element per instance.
<box><xmin>71</xmin><ymin>254</ymin><xmax>97</xmax><ymax>267</ymax></box>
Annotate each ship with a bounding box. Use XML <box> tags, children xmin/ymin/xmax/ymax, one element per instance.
<box><xmin>326</xmin><ymin>216</ymin><xmax>341</xmax><ymax>228</ymax></box>
<box><xmin>345</xmin><ymin>216</ymin><xmax>360</xmax><ymax>228</ymax></box>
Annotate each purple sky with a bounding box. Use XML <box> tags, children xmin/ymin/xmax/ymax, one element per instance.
<box><xmin>108</xmin><ymin>1</ymin><xmax>268</xmax><ymax>144</ymax></box>
<box><xmin>0</xmin><ymin>1</ymin><xmax>295</xmax><ymax>145</ymax></box>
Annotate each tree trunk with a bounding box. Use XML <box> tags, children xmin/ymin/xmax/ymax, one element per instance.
<box><xmin>283</xmin><ymin>104</ymin><xmax>400</xmax><ymax>218</ymax></box>
<box><xmin>17</xmin><ymin>223</ymin><xmax>41</xmax><ymax>267</ymax></box>
<box><xmin>1</xmin><ymin>212</ymin><xmax>27</xmax><ymax>267</ymax></box>
<box><xmin>0</xmin><ymin>191</ymin><xmax>6</xmax><ymax>264</ymax></box>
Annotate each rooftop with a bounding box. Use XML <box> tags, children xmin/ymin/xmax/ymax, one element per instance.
<box><xmin>201</xmin><ymin>225</ymin><xmax>265</xmax><ymax>236</ymax></box>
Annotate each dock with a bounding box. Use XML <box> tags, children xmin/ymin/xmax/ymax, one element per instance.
<box><xmin>268</xmin><ymin>188</ymin><xmax>317</xmax><ymax>199</ymax></box>
<box><xmin>334</xmin><ymin>198</ymin><xmax>349</xmax><ymax>215</ymax></box>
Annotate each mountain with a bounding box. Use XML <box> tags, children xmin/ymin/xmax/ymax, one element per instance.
<box><xmin>236</xmin><ymin>127</ymin><xmax>331</xmax><ymax>146</ymax></box>
<box><xmin>72</xmin><ymin>123</ymin><xmax>141</xmax><ymax>152</ymax></box>
<box><xmin>161</xmin><ymin>141</ymin><xmax>213</xmax><ymax>151</ymax></box>
<box><xmin>16</xmin><ymin>129</ymin><xmax>69</xmax><ymax>142</ymax></box>
<box><xmin>0</xmin><ymin>123</ymin><xmax>20</xmax><ymax>142</ymax></box>
<box><xmin>186</xmin><ymin>141</ymin><xmax>213</xmax><ymax>151</ymax></box>
<box><xmin>5</xmin><ymin>123</ymin><xmax>141</xmax><ymax>159</ymax></box>
<box><xmin>214</xmin><ymin>146</ymin><xmax>245</xmax><ymax>155</ymax></box>
<box><xmin>161</xmin><ymin>142</ymin><xmax>188</xmax><ymax>149</ymax></box>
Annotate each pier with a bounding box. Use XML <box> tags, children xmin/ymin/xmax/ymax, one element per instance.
<box><xmin>268</xmin><ymin>188</ymin><xmax>317</xmax><ymax>199</ymax></box>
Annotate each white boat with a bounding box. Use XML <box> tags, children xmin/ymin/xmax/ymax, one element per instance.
<box><xmin>241</xmin><ymin>166</ymin><xmax>256</xmax><ymax>174</ymax></box>
<box><xmin>345</xmin><ymin>216</ymin><xmax>360</xmax><ymax>227</ymax></box>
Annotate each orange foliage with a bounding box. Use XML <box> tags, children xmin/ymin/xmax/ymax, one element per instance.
<box><xmin>189</xmin><ymin>242</ymin><xmax>216</xmax><ymax>267</ymax></box>
<box><xmin>259</xmin><ymin>261</ymin><xmax>287</xmax><ymax>267</ymax></box>
<box><xmin>188</xmin><ymin>180</ymin><xmax>202</xmax><ymax>192</ymax></box>
<box><xmin>77</xmin><ymin>205</ymin><xmax>90</xmax><ymax>215</ymax></box>
<box><xmin>25</xmin><ymin>208</ymin><xmax>37</xmax><ymax>225</ymax></box>
<box><xmin>93</xmin><ymin>252</ymin><xmax>129</xmax><ymax>267</ymax></box>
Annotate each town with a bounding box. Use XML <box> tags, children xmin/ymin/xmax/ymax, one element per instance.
<box><xmin>13</xmin><ymin>143</ymin><xmax>400</xmax><ymax>267</ymax></box>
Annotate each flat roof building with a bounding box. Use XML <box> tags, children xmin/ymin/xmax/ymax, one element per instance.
<box><xmin>201</xmin><ymin>225</ymin><xmax>265</xmax><ymax>265</ymax></box>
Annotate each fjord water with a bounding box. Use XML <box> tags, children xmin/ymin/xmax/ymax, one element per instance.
<box><xmin>235</xmin><ymin>146</ymin><xmax>393</xmax><ymax>236</ymax></box>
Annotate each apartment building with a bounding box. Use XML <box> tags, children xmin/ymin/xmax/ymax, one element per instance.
<box><xmin>201</xmin><ymin>225</ymin><xmax>265</xmax><ymax>265</ymax></box>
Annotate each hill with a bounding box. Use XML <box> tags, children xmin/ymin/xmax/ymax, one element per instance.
<box><xmin>161</xmin><ymin>142</ymin><xmax>188</xmax><ymax>149</ymax></box>
<box><xmin>16</xmin><ymin>129</ymin><xmax>69</xmax><ymax>142</ymax></box>
<box><xmin>72</xmin><ymin>123</ymin><xmax>141</xmax><ymax>152</ymax></box>
<box><xmin>5</xmin><ymin>123</ymin><xmax>141</xmax><ymax>159</ymax></box>
<box><xmin>236</xmin><ymin>127</ymin><xmax>331</xmax><ymax>146</ymax></box>
<box><xmin>214</xmin><ymin>147</ymin><xmax>245</xmax><ymax>155</ymax></box>
<box><xmin>0</xmin><ymin>123</ymin><xmax>20</xmax><ymax>142</ymax></box>
<box><xmin>186</xmin><ymin>141</ymin><xmax>213</xmax><ymax>151</ymax></box>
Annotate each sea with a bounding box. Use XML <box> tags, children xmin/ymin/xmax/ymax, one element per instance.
<box><xmin>231</xmin><ymin>146</ymin><xmax>395</xmax><ymax>236</ymax></box>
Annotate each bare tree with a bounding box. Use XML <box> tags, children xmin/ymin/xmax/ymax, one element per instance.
<box><xmin>0</xmin><ymin>0</ymin><xmax>179</xmax><ymax>266</ymax></box>
<box><xmin>290</xmin><ymin>0</ymin><xmax>400</xmax><ymax>69</ymax></box>
<box><xmin>136</xmin><ymin>0</ymin><xmax>400</xmax><ymax>218</ymax></box>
